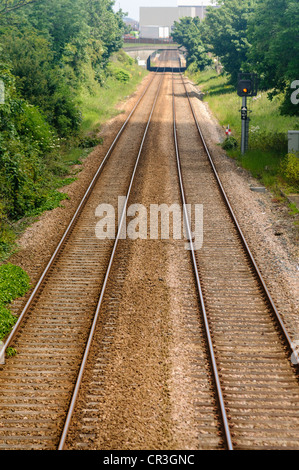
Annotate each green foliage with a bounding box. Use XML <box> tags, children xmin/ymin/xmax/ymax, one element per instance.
<box><xmin>249</xmin><ymin>130</ymin><xmax>287</xmax><ymax>154</ymax></box>
<box><xmin>0</xmin><ymin>262</ymin><xmax>30</xmax><ymax>341</ymax></box>
<box><xmin>108</xmin><ymin>63</ymin><xmax>131</xmax><ymax>82</ymax></box>
<box><xmin>190</xmin><ymin>68</ymin><xmax>299</xmax><ymax>190</ymax></box>
<box><xmin>280</xmin><ymin>154</ymin><xmax>299</xmax><ymax>188</ymax></box>
<box><xmin>0</xmin><ymin>0</ymin><xmax>40</xmax><ymax>16</ymax></box>
<box><xmin>172</xmin><ymin>16</ymin><xmax>212</xmax><ymax>71</ymax></box>
<box><xmin>177</xmin><ymin>0</ymin><xmax>298</xmax><ymax>117</ymax></box>
<box><xmin>79</xmin><ymin>135</ymin><xmax>103</xmax><ymax>148</ymax></box>
<box><xmin>0</xmin><ymin>263</ymin><xmax>30</xmax><ymax>304</ymax></box>
<box><xmin>247</xmin><ymin>0</ymin><xmax>299</xmax><ymax>116</ymax></box>
<box><xmin>1</xmin><ymin>27</ymin><xmax>82</xmax><ymax>136</ymax></box>
<box><xmin>203</xmin><ymin>0</ymin><xmax>255</xmax><ymax>84</ymax></box>
<box><xmin>0</xmin><ymin>305</ymin><xmax>17</xmax><ymax>340</ymax></box>
<box><xmin>288</xmin><ymin>202</ymin><xmax>299</xmax><ymax>216</ymax></box>
<box><xmin>0</xmin><ymin>69</ymin><xmax>66</xmax><ymax>220</ymax></box>
<box><xmin>221</xmin><ymin>136</ymin><xmax>238</xmax><ymax>150</ymax></box>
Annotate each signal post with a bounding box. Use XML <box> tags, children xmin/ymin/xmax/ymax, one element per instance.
<box><xmin>237</xmin><ymin>73</ymin><xmax>258</xmax><ymax>154</ymax></box>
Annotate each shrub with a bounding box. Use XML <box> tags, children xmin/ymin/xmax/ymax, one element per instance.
<box><xmin>108</xmin><ymin>63</ymin><xmax>131</xmax><ymax>83</ymax></box>
<box><xmin>280</xmin><ymin>153</ymin><xmax>299</xmax><ymax>188</ymax></box>
<box><xmin>250</xmin><ymin>130</ymin><xmax>287</xmax><ymax>154</ymax></box>
<box><xmin>0</xmin><ymin>305</ymin><xmax>17</xmax><ymax>340</ymax></box>
<box><xmin>0</xmin><ymin>263</ymin><xmax>30</xmax><ymax>341</ymax></box>
<box><xmin>221</xmin><ymin>136</ymin><xmax>238</xmax><ymax>150</ymax></box>
<box><xmin>79</xmin><ymin>134</ymin><xmax>103</xmax><ymax>148</ymax></box>
<box><xmin>0</xmin><ymin>263</ymin><xmax>30</xmax><ymax>305</ymax></box>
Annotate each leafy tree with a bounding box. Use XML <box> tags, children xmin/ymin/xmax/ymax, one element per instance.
<box><xmin>24</xmin><ymin>0</ymin><xmax>90</xmax><ymax>62</ymax></box>
<box><xmin>0</xmin><ymin>27</ymin><xmax>81</xmax><ymax>135</ymax></box>
<box><xmin>84</xmin><ymin>0</ymin><xmax>125</xmax><ymax>65</ymax></box>
<box><xmin>204</xmin><ymin>0</ymin><xmax>255</xmax><ymax>83</ymax></box>
<box><xmin>0</xmin><ymin>0</ymin><xmax>41</xmax><ymax>15</ymax></box>
<box><xmin>247</xmin><ymin>0</ymin><xmax>299</xmax><ymax>115</ymax></box>
<box><xmin>172</xmin><ymin>16</ymin><xmax>212</xmax><ymax>71</ymax></box>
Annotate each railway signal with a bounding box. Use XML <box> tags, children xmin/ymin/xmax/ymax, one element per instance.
<box><xmin>237</xmin><ymin>73</ymin><xmax>258</xmax><ymax>154</ymax></box>
<box><xmin>226</xmin><ymin>125</ymin><xmax>231</xmax><ymax>136</ymax></box>
<box><xmin>237</xmin><ymin>79</ymin><xmax>253</xmax><ymax>97</ymax></box>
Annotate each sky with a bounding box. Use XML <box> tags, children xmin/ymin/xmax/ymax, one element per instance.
<box><xmin>113</xmin><ymin>1</ymin><xmax>177</xmax><ymax>21</ymax></box>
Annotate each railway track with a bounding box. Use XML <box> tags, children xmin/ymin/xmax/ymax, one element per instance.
<box><xmin>0</xmin><ymin>49</ymin><xmax>298</xmax><ymax>450</ymax></box>
<box><xmin>0</xmin><ymin>67</ymin><xmax>165</xmax><ymax>450</ymax></box>
<box><xmin>60</xmin><ymin>62</ymin><xmax>299</xmax><ymax>450</ymax></box>
<box><xmin>172</xmin><ymin>70</ymin><xmax>299</xmax><ymax>449</ymax></box>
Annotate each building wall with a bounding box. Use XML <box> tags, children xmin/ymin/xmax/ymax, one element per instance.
<box><xmin>140</xmin><ymin>7</ymin><xmax>179</xmax><ymax>38</ymax></box>
<box><xmin>140</xmin><ymin>7</ymin><xmax>179</xmax><ymax>29</ymax></box>
<box><xmin>178</xmin><ymin>6</ymin><xmax>207</xmax><ymax>19</ymax></box>
<box><xmin>177</xmin><ymin>0</ymin><xmax>214</xmax><ymax>6</ymax></box>
<box><xmin>140</xmin><ymin>26</ymin><xmax>160</xmax><ymax>39</ymax></box>
<box><xmin>139</xmin><ymin>3</ymin><xmax>216</xmax><ymax>38</ymax></box>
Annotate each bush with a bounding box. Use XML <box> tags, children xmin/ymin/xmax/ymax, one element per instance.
<box><xmin>280</xmin><ymin>153</ymin><xmax>299</xmax><ymax>188</ymax></box>
<box><xmin>108</xmin><ymin>63</ymin><xmax>131</xmax><ymax>83</ymax></box>
<box><xmin>221</xmin><ymin>136</ymin><xmax>238</xmax><ymax>150</ymax></box>
<box><xmin>0</xmin><ymin>305</ymin><xmax>17</xmax><ymax>341</ymax></box>
<box><xmin>0</xmin><ymin>263</ymin><xmax>30</xmax><ymax>341</ymax></box>
<box><xmin>0</xmin><ymin>263</ymin><xmax>30</xmax><ymax>305</ymax></box>
<box><xmin>250</xmin><ymin>130</ymin><xmax>287</xmax><ymax>154</ymax></box>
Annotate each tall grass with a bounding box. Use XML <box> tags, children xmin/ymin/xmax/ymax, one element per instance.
<box><xmin>187</xmin><ymin>68</ymin><xmax>299</xmax><ymax>192</ymax></box>
<box><xmin>79</xmin><ymin>52</ymin><xmax>148</xmax><ymax>134</ymax></box>
<box><xmin>190</xmin><ymin>69</ymin><xmax>299</xmax><ymax>138</ymax></box>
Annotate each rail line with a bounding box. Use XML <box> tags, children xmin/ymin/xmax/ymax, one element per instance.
<box><xmin>172</xmin><ymin>69</ymin><xmax>299</xmax><ymax>449</ymax></box>
<box><xmin>172</xmin><ymin>71</ymin><xmax>233</xmax><ymax>450</ymax></box>
<box><xmin>0</xmin><ymin>68</ymin><xmax>165</xmax><ymax>450</ymax></box>
<box><xmin>58</xmin><ymin>69</ymin><xmax>165</xmax><ymax>450</ymax></box>
<box><xmin>0</xmin><ymin>48</ymin><xmax>298</xmax><ymax>450</ymax></box>
<box><xmin>59</xmin><ymin>60</ymin><xmax>299</xmax><ymax>450</ymax></box>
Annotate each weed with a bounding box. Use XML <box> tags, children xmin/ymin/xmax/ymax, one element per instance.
<box><xmin>0</xmin><ymin>263</ymin><xmax>30</xmax><ymax>341</ymax></box>
<box><xmin>6</xmin><ymin>347</ymin><xmax>17</xmax><ymax>357</ymax></box>
<box><xmin>187</xmin><ymin>68</ymin><xmax>299</xmax><ymax>192</ymax></box>
<box><xmin>288</xmin><ymin>203</ymin><xmax>299</xmax><ymax>216</ymax></box>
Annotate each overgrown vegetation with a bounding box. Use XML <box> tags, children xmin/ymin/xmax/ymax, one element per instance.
<box><xmin>188</xmin><ymin>69</ymin><xmax>299</xmax><ymax>192</ymax></box>
<box><xmin>0</xmin><ymin>0</ymin><xmax>147</xmax><ymax>261</ymax></box>
<box><xmin>173</xmin><ymin>0</ymin><xmax>299</xmax><ymax>194</ymax></box>
<box><xmin>0</xmin><ymin>263</ymin><xmax>30</xmax><ymax>341</ymax></box>
<box><xmin>173</xmin><ymin>0</ymin><xmax>299</xmax><ymax>116</ymax></box>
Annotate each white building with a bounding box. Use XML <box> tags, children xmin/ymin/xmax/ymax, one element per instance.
<box><xmin>139</xmin><ymin>1</ymin><xmax>217</xmax><ymax>39</ymax></box>
<box><xmin>178</xmin><ymin>0</ymin><xmax>215</xmax><ymax>21</ymax></box>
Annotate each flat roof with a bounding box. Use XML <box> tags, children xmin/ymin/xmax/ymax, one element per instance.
<box><xmin>177</xmin><ymin>0</ymin><xmax>214</xmax><ymax>5</ymax></box>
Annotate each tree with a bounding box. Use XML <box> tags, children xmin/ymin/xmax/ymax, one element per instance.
<box><xmin>172</xmin><ymin>16</ymin><xmax>212</xmax><ymax>71</ymax></box>
<box><xmin>0</xmin><ymin>27</ymin><xmax>81</xmax><ymax>135</ymax></box>
<box><xmin>84</xmin><ymin>0</ymin><xmax>125</xmax><ymax>64</ymax></box>
<box><xmin>204</xmin><ymin>0</ymin><xmax>255</xmax><ymax>83</ymax></box>
<box><xmin>248</xmin><ymin>0</ymin><xmax>299</xmax><ymax>115</ymax></box>
<box><xmin>0</xmin><ymin>0</ymin><xmax>41</xmax><ymax>15</ymax></box>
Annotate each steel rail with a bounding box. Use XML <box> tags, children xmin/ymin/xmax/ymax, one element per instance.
<box><xmin>179</xmin><ymin>72</ymin><xmax>299</xmax><ymax>366</ymax></box>
<box><xmin>58</xmin><ymin>70</ymin><xmax>166</xmax><ymax>450</ymax></box>
<box><xmin>172</xmin><ymin>70</ymin><xmax>234</xmax><ymax>451</ymax></box>
<box><xmin>1</xmin><ymin>71</ymin><xmax>158</xmax><ymax>355</ymax></box>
